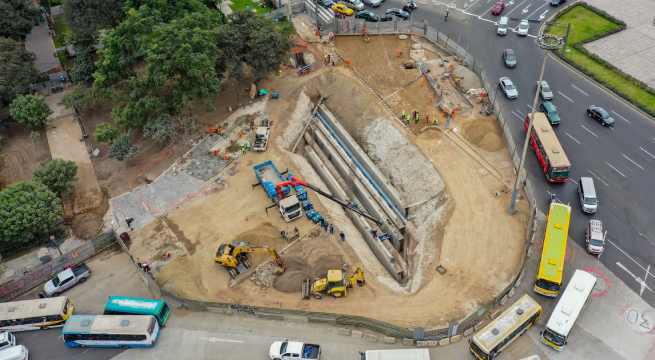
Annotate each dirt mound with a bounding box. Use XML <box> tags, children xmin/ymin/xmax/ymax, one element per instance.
<box><xmin>232</xmin><ymin>222</ymin><xmax>280</xmax><ymax>247</ymax></box>
<box><xmin>462</xmin><ymin>118</ymin><xmax>503</xmax><ymax>152</ymax></box>
<box><xmin>274</xmin><ymin>256</ymin><xmax>310</xmax><ymax>293</ymax></box>
<box><xmin>311</xmin><ymin>255</ymin><xmax>344</xmax><ymax>278</ymax></box>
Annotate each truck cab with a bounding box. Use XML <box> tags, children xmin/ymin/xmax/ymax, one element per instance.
<box><xmin>269</xmin><ymin>340</ymin><xmax>321</xmax><ymax>360</ymax></box>
<box><xmin>278</xmin><ymin>195</ymin><xmax>302</xmax><ymax>222</ymax></box>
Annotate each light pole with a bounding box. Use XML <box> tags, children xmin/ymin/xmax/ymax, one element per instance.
<box><xmin>508</xmin><ymin>32</ymin><xmax>565</xmax><ymax>214</ymax></box>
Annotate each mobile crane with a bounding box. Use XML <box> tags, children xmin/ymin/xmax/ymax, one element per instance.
<box><xmin>215</xmin><ymin>241</ymin><xmax>286</xmax><ymax>279</ymax></box>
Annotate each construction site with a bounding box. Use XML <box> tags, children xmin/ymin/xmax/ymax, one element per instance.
<box><xmin>123</xmin><ymin>21</ymin><xmax>529</xmax><ymax>328</ymax></box>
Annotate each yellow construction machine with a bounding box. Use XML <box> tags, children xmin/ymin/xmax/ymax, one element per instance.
<box><xmin>214</xmin><ymin>241</ymin><xmax>285</xmax><ymax>279</ymax></box>
<box><xmin>302</xmin><ymin>267</ymin><xmax>365</xmax><ymax>299</ymax></box>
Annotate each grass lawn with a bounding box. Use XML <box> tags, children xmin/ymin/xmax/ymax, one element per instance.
<box><xmin>230</xmin><ymin>0</ymin><xmax>272</xmax><ymax>14</ymax></box>
<box><xmin>52</xmin><ymin>14</ymin><xmax>71</xmax><ymax>48</ymax></box>
<box><xmin>546</xmin><ymin>5</ymin><xmax>655</xmax><ymax>117</ymax></box>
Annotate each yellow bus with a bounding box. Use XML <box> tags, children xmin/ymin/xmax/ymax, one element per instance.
<box><xmin>534</xmin><ymin>202</ymin><xmax>571</xmax><ymax>297</ymax></box>
<box><xmin>469</xmin><ymin>294</ymin><xmax>542</xmax><ymax>359</ymax></box>
<box><xmin>0</xmin><ymin>296</ymin><xmax>74</xmax><ymax>332</ymax></box>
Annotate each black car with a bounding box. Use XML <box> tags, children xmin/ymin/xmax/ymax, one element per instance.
<box><xmin>550</xmin><ymin>0</ymin><xmax>565</xmax><ymax>5</ymax></box>
<box><xmin>402</xmin><ymin>0</ymin><xmax>417</xmax><ymax>12</ymax></box>
<box><xmin>355</xmin><ymin>10</ymin><xmax>380</xmax><ymax>22</ymax></box>
<box><xmin>317</xmin><ymin>0</ymin><xmax>334</xmax><ymax>8</ymax></box>
<box><xmin>502</xmin><ymin>49</ymin><xmax>517</xmax><ymax>68</ymax></box>
<box><xmin>586</xmin><ymin>105</ymin><xmax>615</xmax><ymax>127</ymax></box>
<box><xmin>385</xmin><ymin>8</ymin><xmax>410</xmax><ymax>19</ymax></box>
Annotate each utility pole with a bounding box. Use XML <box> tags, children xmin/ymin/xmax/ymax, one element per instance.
<box><xmin>508</xmin><ymin>52</ymin><xmax>548</xmax><ymax>214</ymax></box>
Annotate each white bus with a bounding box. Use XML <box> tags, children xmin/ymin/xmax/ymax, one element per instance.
<box><xmin>541</xmin><ymin>269</ymin><xmax>597</xmax><ymax>351</ymax></box>
<box><xmin>0</xmin><ymin>297</ymin><xmax>74</xmax><ymax>332</ymax></box>
<box><xmin>470</xmin><ymin>294</ymin><xmax>542</xmax><ymax>360</ymax></box>
<box><xmin>63</xmin><ymin>315</ymin><xmax>160</xmax><ymax>348</ymax></box>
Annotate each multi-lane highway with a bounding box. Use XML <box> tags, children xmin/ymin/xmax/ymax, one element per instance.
<box><xmin>324</xmin><ymin>0</ymin><xmax>655</xmax><ymax>306</ymax></box>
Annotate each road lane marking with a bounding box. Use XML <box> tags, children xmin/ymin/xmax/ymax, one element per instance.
<box><xmin>526</xmin><ymin>103</ymin><xmax>535</xmax><ymax>112</ymax></box>
<box><xmin>199</xmin><ymin>337</ymin><xmax>245</xmax><ymax>343</ymax></box>
<box><xmin>571</xmin><ymin>83</ymin><xmax>589</xmax><ymax>96</ymax></box>
<box><xmin>580</xmin><ymin>124</ymin><xmax>599</xmax><ymax>138</ymax></box>
<box><xmin>645</xmin><ymin>265</ymin><xmax>652</xmax><ymax>297</ymax></box>
<box><xmin>538</xmin><ymin>9</ymin><xmax>549</xmax><ymax>20</ymax></box>
<box><xmin>464</xmin><ymin>0</ymin><xmax>482</xmax><ymax>10</ymax></box>
<box><xmin>587</xmin><ymin>169</ymin><xmax>609</xmax><ymax>186</ymax></box>
<box><xmin>521</xmin><ymin>4</ymin><xmax>531</xmax><ymax>14</ymax></box>
<box><xmin>622</xmin><ymin>153</ymin><xmax>645</xmax><ymax>170</ymax></box>
<box><xmin>606</xmin><ymin>161</ymin><xmax>627</xmax><ymax>177</ymax></box>
<box><xmin>616</xmin><ymin>262</ymin><xmax>653</xmax><ymax>296</ymax></box>
<box><xmin>512</xmin><ymin>110</ymin><xmax>523</xmax><ymax>121</ymax></box>
<box><xmin>526</xmin><ymin>2</ymin><xmax>548</xmax><ymax>19</ymax></box>
<box><xmin>567</xmin><ymin>178</ymin><xmax>578</xmax><ymax>185</ymax></box>
<box><xmin>557</xmin><ymin>91</ymin><xmax>574</xmax><ymax>103</ymax></box>
<box><xmin>611</xmin><ymin>110</ymin><xmax>631</xmax><ymax>124</ymax></box>
<box><xmin>564</xmin><ymin>132</ymin><xmax>581</xmax><ymax>144</ymax></box>
<box><xmin>640</xmin><ymin>146</ymin><xmax>655</xmax><ymax>160</ymax></box>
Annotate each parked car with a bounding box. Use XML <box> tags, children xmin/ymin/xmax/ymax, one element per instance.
<box><xmin>586</xmin><ymin>105</ymin><xmax>615</xmax><ymax>127</ymax></box>
<box><xmin>343</xmin><ymin>0</ymin><xmax>364</xmax><ymax>11</ymax></box>
<box><xmin>402</xmin><ymin>0</ymin><xmax>417</xmax><ymax>12</ymax></box>
<box><xmin>499</xmin><ymin>77</ymin><xmax>518</xmax><ymax>99</ymax></box>
<box><xmin>585</xmin><ymin>219</ymin><xmax>606</xmax><ymax>255</ymax></box>
<box><xmin>497</xmin><ymin>16</ymin><xmax>509</xmax><ymax>35</ymax></box>
<box><xmin>362</xmin><ymin>0</ymin><xmax>383</xmax><ymax>7</ymax></box>
<box><xmin>550</xmin><ymin>0</ymin><xmax>565</xmax><ymax>5</ymax></box>
<box><xmin>332</xmin><ymin>3</ymin><xmax>354</xmax><ymax>15</ymax></box>
<box><xmin>502</xmin><ymin>48</ymin><xmax>517</xmax><ymax>68</ymax></box>
<box><xmin>491</xmin><ymin>0</ymin><xmax>506</xmax><ymax>15</ymax></box>
<box><xmin>540</xmin><ymin>101</ymin><xmax>561</xmax><ymax>125</ymax></box>
<box><xmin>538</xmin><ymin>80</ymin><xmax>553</xmax><ymax>100</ymax></box>
<box><xmin>41</xmin><ymin>263</ymin><xmax>91</xmax><ymax>297</ymax></box>
<box><xmin>385</xmin><ymin>8</ymin><xmax>410</xmax><ymax>19</ymax></box>
<box><xmin>355</xmin><ymin>10</ymin><xmax>380</xmax><ymax>21</ymax></box>
<box><xmin>379</xmin><ymin>14</ymin><xmax>393</xmax><ymax>21</ymax></box>
<box><xmin>0</xmin><ymin>332</ymin><xmax>16</xmax><ymax>352</ymax></box>
<box><xmin>517</xmin><ymin>19</ymin><xmax>529</xmax><ymax>36</ymax></box>
<box><xmin>269</xmin><ymin>340</ymin><xmax>321</xmax><ymax>360</ymax></box>
<box><xmin>317</xmin><ymin>0</ymin><xmax>334</xmax><ymax>8</ymax></box>
<box><xmin>0</xmin><ymin>345</ymin><xmax>28</xmax><ymax>360</ymax></box>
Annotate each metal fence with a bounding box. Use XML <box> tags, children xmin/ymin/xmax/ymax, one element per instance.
<box><xmin>0</xmin><ymin>231</ymin><xmax>117</xmax><ymax>301</ymax></box>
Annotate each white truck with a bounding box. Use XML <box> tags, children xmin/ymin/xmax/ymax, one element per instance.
<box><xmin>41</xmin><ymin>263</ymin><xmax>91</xmax><ymax>297</ymax></box>
<box><xmin>360</xmin><ymin>349</ymin><xmax>431</xmax><ymax>360</ymax></box>
<box><xmin>253</xmin><ymin>118</ymin><xmax>271</xmax><ymax>152</ymax></box>
<box><xmin>269</xmin><ymin>340</ymin><xmax>321</xmax><ymax>360</ymax></box>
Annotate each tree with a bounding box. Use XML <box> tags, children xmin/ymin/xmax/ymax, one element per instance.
<box><xmin>33</xmin><ymin>159</ymin><xmax>78</xmax><ymax>196</ymax></box>
<box><xmin>0</xmin><ymin>37</ymin><xmax>40</xmax><ymax>106</ymax></box>
<box><xmin>0</xmin><ymin>0</ymin><xmax>41</xmax><ymax>39</ymax></box>
<box><xmin>94</xmin><ymin>122</ymin><xmax>118</xmax><ymax>143</ymax></box>
<box><xmin>63</xmin><ymin>0</ymin><xmax>125</xmax><ymax>43</ymax></box>
<box><xmin>110</xmin><ymin>132</ymin><xmax>137</xmax><ymax>160</ymax></box>
<box><xmin>9</xmin><ymin>94</ymin><xmax>52</xmax><ymax>130</ymax></box>
<box><xmin>0</xmin><ymin>181</ymin><xmax>63</xmax><ymax>253</ymax></box>
<box><xmin>217</xmin><ymin>12</ymin><xmax>291</xmax><ymax>80</ymax></box>
<box><xmin>69</xmin><ymin>44</ymin><xmax>96</xmax><ymax>84</ymax></box>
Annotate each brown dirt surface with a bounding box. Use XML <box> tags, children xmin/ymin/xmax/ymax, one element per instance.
<box><xmin>71</xmin><ymin>188</ymin><xmax>109</xmax><ymax>239</ymax></box>
<box><xmin>462</xmin><ymin>116</ymin><xmax>504</xmax><ymax>152</ymax></box>
<box><xmin>0</xmin><ymin>123</ymin><xmax>51</xmax><ymax>188</ymax></box>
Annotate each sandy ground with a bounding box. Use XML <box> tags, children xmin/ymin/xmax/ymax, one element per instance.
<box><xmin>0</xmin><ymin>123</ymin><xmax>51</xmax><ymax>188</ymax></box>
<box><xmin>127</xmin><ymin>33</ymin><xmax>527</xmax><ymax>328</ymax></box>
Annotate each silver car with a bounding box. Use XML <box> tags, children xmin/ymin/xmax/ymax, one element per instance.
<box><xmin>538</xmin><ymin>80</ymin><xmax>553</xmax><ymax>100</ymax></box>
<box><xmin>499</xmin><ymin>76</ymin><xmax>519</xmax><ymax>99</ymax></box>
<box><xmin>344</xmin><ymin>0</ymin><xmax>365</xmax><ymax>10</ymax></box>
<box><xmin>363</xmin><ymin>0</ymin><xmax>383</xmax><ymax>6</ymax></box>
<box><xmin>517</xmin><ymin>19</ymin><xmax>529</xmax><ymax>36</ymax></box>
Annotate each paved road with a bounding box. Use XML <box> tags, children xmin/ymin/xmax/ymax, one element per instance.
<box><xmin>323</xmin><ymin>0</ymin><xmax>655</xmax><ymax>308</ymax></box>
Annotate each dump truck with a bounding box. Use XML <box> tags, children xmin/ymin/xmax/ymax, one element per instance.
<box><xmin>253</xmin><ymin>160</ymin><xmax>302</xmax><ymax>222</ymax></box>
<box><xmin>269</xmin><ymin>340</ymin><xmax>321</xmax><ymax>360</ymax></box>
<box><xmin>253</xmin><ymin>118</ymin><xmax>271</xmax><ymax>152</ymax></box>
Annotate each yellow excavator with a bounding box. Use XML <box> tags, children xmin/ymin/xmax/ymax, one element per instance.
<box><xmin>302</xmin><ymin>267</ymin><xmax>365</xmax><ymax>299</ymax></box>
<box><xmin>214</xmin><ymin>241</ymin><xmax>286</xmax><ymax>279</ymax></box>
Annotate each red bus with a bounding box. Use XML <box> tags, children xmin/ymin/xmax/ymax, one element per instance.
<box><xmin>524</xmin><ymin>112</ymin><xmax>570</xmax><ymax>183</ymax></box>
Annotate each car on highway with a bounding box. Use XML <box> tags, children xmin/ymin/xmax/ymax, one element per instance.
<box><xmin>385</xmin><ymin>8</ymin><xmax>410</xmax><ymax>19</ymax></box>
<box><xmin>317</xmin><ymin>0</ymin><xmax>334</xmax><ymax>8</ymax></box>
<box><xmin>578</xmin><ymin>177</ymin><xmax>598</xmax><ymax>214</ymax></box>
<box><xmin>379</xmin><ymin>14</ymin><xmax>393</xmax><ymax>21</ymax></box>
<box><xmin>332</xmin><ymin>3</ymin><xmax>354</xmax><ymax>16</ymax></box>
<box><xmin>540</xmin><ymin>101</ymin><xmax>561</xmax><ymax>125</ymax></box>
<box><xmin>362</xmin><ymin>0</ymin><xmax>383</xmax><ymax>6</ymax></box>
<box><xmin>517</xmin><ymin>19</ymin><xmax>529</xmax><ymax>36</ymax></box>
<box><xmin>342</xmin><ymin>0</ymin><xmax>364</xmax><ymax>11</ymax></box>
<box><xmin>269</xmin><ymin>340</ymin><xmax>321</xmax><ymax>360</ymax></box>
<box><xmin>502</xmin><ymin>48</ymin><xmax>517</xmax><ymax>68</ymax></box>
<box><xmin>498</xmin><ymin>77</ymin><xmax>518</xmax><ymax>99</ymax></box>
<box><xmin>585</xmin><ymin>219</ymin><xmax>606</xmax><ymax>255</ymax></box>
<box><xmin>490</xmin><ymin>0</ymin><xmax>506</xmax><ymax>15</ymax></box>
<box><xmin>41</xmin><ymin>263</ymin><xmax>91</xmax><ymax>297</ymax></box>
<box><xmin>355</xmin><ymin>10</ymin><xmax>380</xmax><ymax>21</ymax></box>
<box><xmin>538</xmin><ymin>80</ymin><xmax>553</xmax><ymax>100</ymax></box>
<box><xmin>586</xmin><ymin>105</ymin><xmax>615</xmax><ymax>127</ymax></box>
<box><xmin>402</xmin><ymin>0</ymin><xmax>417</xmax><ymax>12</ymax></box>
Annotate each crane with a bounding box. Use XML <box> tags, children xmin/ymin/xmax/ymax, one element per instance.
<box><xmin>274</xmin><ymin>176</ymin><xmax>383</xmax><ymax>226</ymax></box>
<box><xmin>215</xmin><ymin>241</ymin><xmax>286</xmax><ymax>279</ymax></box>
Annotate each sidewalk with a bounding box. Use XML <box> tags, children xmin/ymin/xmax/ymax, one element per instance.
<box><xmin>584</xmin><ymin>0</ymin><xmax>655</xmax><ymax>90</ymax></box>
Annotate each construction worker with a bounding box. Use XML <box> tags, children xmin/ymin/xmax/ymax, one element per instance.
<box><xmin>444</xmin><ymin>9</ymin><xmax>449</xmax><ymax>21</ymax></box>
<box><xmin>339</xmin><ymin>231</ymin><xmax>346</xmax><ymax>242</ymax></box>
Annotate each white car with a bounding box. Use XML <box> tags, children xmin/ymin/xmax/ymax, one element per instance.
<box><xmin>499</xmin><ymin>77</ymin><xmax>519</xmax><ymax>99</ymax></box>
<box><xmin>517</xmin><ymin>19</ymin><xmax>529</xmax><ymax>36</ymax></box>
<box><xmin>0</xmin><ymin>332</ymin><xmax>16</xmax><ymax>351</ymax></box>
<box><xmin>269</xmin><ymin>340</ymin><xmax>321</xmax><ymax>360</ymax></box>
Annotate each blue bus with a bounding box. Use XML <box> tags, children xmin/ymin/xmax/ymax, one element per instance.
<box><xmin>103</xmin><ymin>296</ymin><xmax>171</xmax><ymax>326</ymax></box>
<box><xmin>63</xmin><ymin>315</ymin><xmax>159</xmax><ymax>348</ymax></box>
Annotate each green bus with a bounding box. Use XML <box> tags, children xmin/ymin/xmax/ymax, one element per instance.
<box><xmin>103</xmin><ymin>296</ymin><xmax>171</xmax><ymax>326</ymax></box>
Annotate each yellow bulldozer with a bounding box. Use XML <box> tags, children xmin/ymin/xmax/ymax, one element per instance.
<box><xmin>302</xmin><ymin>267</ymin><xmax>365</xmax><ymax>299</ymax></box>
<box><xmin>214</xmin><ymin>241</ymin><xmax>286</xmax><ymax>279</ymax></box>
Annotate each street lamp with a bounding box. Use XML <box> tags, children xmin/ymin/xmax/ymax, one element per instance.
<box><xmin>508</xmin><ymin>32</ymin><xmax>565</xmax><ymax>214</ymax></box>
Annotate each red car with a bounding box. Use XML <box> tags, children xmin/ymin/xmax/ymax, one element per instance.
<box><xmin>491</xmin><ymin>0</ymin><xmax>506</xmax><ymax>15</ymax></box>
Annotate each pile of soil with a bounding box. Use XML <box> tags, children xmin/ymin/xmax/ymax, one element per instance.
<box><xmin>462</xmin><ymin>118</ymin><xmax>503</xmax><ymax>152</ymax></box>
<box><xmin>71</xmin><ymin>188</ymin><xmax>109</xmax><ymax>239</ymax></box>
<box><xmin>274</xmin><ymin>256</ymin><xmax>310</xmax><ymax>293</ymax></box>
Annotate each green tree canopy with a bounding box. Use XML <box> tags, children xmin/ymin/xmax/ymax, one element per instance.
<box><xmin>33</xmin><ymin>159</ymin><xmax>78</xmax><ymax>196</ymax></box>
<box><xmin>94</xmin><ymin>122</ymin><xmax>118</xmax><ymax>143</ymax></box>
<box><xmin>0</xmin><ymin>37</ymin><xmax>40</xmax><ymax>106</ymax></box>
<box><xmin>0</xmin><ymin>0</ymin><xmax>41</xmax><ymax>39</ymax></box>
<box><xmin>9</xmin><ymin>94</ymin><xmax>52</xmax><ymax>130</ymax></box>
<box><xmin>64</xmin><ymin>0</ymin><xmax>125</xmax><ymax>43</ymax></box>
<box><xmin>0</xmin><ymin>181</ymin><xmax>63</xmax><ymax>253</ymax></box>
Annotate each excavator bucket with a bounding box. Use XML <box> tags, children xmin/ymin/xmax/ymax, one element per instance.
<box><xmin>301</xmin><ymin>278</ymin><xmax>311</xmax><ymax>300</ymax></box>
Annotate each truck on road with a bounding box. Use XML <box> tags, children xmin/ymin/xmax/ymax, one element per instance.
<box><xmin>42</xmin><ymin>263</ymin><xmax>91</xmax><ymax>297</ymax></box>
<box><xmin>253</xmin><ymin>160</ymin><xmax>302</xmax><ymax>222</ymax></box>
<box><xmin>269</xmin><ymin>340</ymin><xmax>321</xmax><ymax>360</ymax></box>
<box><xmin>253</xmin><ymin>118</ymin><xmax>271</xmax><ymax>152</ymax></box>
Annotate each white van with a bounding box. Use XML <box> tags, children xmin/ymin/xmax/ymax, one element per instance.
<box><xmin>578</xmin><ymin>177</ymin><xmax>598</xmax><ymax>214</ymax></box>
<box><xmin>361</xmin><ymin>349</ymin><xmax>430</xmax><ymax>360</ymax></box>
<box><xmin>0</xmin><ymin>345</ymin><xmax>28</xmax><ymax>360</ymax></box>
<box><xmin>585</xmin><ymin>219</ymin><xmax>606</xmax><ymax>255</ymax></box>
<box><xmin>497</xmin><ymin>16</ymin><xmax>509</xmax><ymax>35</ymax></box>
<box><xmin>0</xmin><ymin>332</ymin><xmax>16</xmax><ymax>351</ymax></box>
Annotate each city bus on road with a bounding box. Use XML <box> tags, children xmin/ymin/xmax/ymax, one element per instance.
<box><xmin>63</xmin><ymin>315</ymin><xmax>160</xmax><ymax>348</ymax></box>
<box><xmin>534</xmin><ymin>201</ymin><xmax>571</xmax><ymax>297</ymax></box>
<box><xmin>0</xmin><ymin>296</ymin><xmax>74</xmax><ymax>332</ymax></box>
<box><xmin>541</xmin><ymin>269</ymin><xmax>597</xmax><ymax>351</ymax></box>
<box><xmin>469</xmin><ymin>294</ymin><xmax>542</xmax><ymax>360</ymax></box>
<box><xmin>104</xmin><ymin>296</ymin><xmax>171</xmax><ymax>326</ymax></box>
<box><xmin>524</xmin><ymin>112</ymin><xmax>571</xmax><ymax>183</ymax></box>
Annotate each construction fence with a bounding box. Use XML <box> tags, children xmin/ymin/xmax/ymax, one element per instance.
<box><xmin>0</xmin><ymin>231</ymin><xmax>117</xmax><ymax>301</ymax></box>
